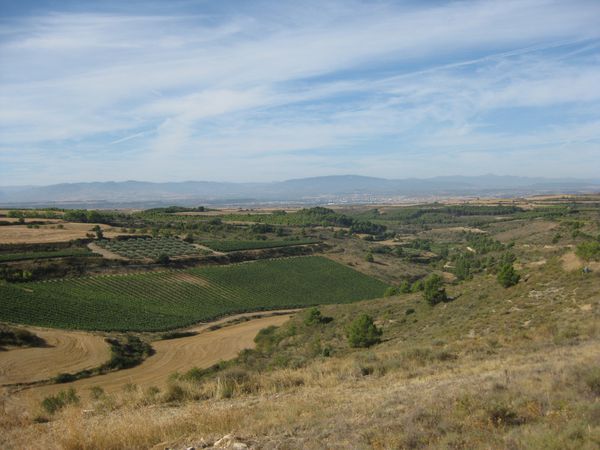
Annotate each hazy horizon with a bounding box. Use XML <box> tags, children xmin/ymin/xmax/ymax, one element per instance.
<box><xmin>3</xmin><ymin>173</ymin><xmax>600</xmax><ymax>189</ymax></box>
<box><xmin>2</xmin><ymin>0</ymin><xmax>600</xmax><ymax>185</ymax></box>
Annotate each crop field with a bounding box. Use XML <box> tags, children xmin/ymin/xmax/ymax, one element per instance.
<box><xmin>0</xmin><ymin>256</ymin><xmax>388</xmax><ymax>331</ymax></box>
<box><xmin>200</xmin><ymin>238</ymin><xmax>321</xmax><ymax>252</ymax></box>
<box><xmin>0</xmin><ymin>222</ymin><xmax>130</xmax><ymax>244</ymax></box>
<box><xmin>0</xmin><ymin>248</ymin><xmax>96</xmax><ymax>262</ymax></box>
<box><xmin>96</xmin><ymin>237</ymin><xmax>199</xmax><ymax>259</ymax></box>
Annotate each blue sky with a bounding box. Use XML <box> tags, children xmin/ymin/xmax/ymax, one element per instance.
<box><xmin>1</xmin><ymin>0</ymin><xmax>600</xmax><ymax>185</ymax></box>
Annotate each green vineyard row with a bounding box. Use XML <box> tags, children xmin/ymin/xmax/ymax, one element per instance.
<box><xmin>0</xmin><ymin>256</ymin><xmax>388</xmax><ymax>332</ymax></box>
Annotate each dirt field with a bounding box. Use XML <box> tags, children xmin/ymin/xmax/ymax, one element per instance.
<box><xmin>0</xmin><ymin>328</ymin><xmax>110</xmax><ymax>386</ymax></box>
<box><xmin>0</xmin><ymin>222</ymin><xmax>131</xmax><ymax>244</ymax></box>
<box><xmin>11</xmin><ymin>312</ymin><xmax>294</xmax><ymax>406</ymax></box>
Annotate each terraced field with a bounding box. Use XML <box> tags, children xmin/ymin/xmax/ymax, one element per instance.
<box><xmin>96</xmin><ymin>237</ymin><xmax>199</xmax><ymax>259</ymax></box>
<box><xmin>0</xmin><ymin>248</ymin><xmax>96</xmax><ymax>262</ymax></box>
<box><xmin>0</xmin><ymin>256</ymin><xmax>387</xmax><ymax>331</ymax></box>
<box><xmin>200</xmin><ymin>238</ymin><xmax>321</xmax><ymax>252</ymax></box>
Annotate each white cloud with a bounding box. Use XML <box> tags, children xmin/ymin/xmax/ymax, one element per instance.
<box><xmin>0</xmin><ymin>0</ymin><xmax>599</xmax><ymax>183</ymax></box>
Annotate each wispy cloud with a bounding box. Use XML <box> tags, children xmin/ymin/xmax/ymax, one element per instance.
<box><xmin>1</xmin><ymin>0</ymin><xmax>599</xmax><ymax>184</ymax></box>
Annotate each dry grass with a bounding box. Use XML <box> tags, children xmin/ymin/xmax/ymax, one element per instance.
<box><xmin>2</xmin><ymin>257</ymin><xmax>599</xmax><ymax>449</ymax></box>
<box><xmin>2</xmin><ymin>338</ymin><xmax>598</xmax><ymax>450</ymax></box>
<box><xmin>0</xmin><ymin>222</ymin><xmax>131</xmax><ymax>244</ymax></box>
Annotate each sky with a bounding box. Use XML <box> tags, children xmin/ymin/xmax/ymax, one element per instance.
<box><xmin>1</xmin><ymin>0</ymin><xmax>600</xmax><ymax>185</ymax></box>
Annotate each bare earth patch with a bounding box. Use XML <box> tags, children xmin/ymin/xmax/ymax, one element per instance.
<box><xmin>561</xmin><ymin>251</ymin><xmax>600</xmax><ymax>272</ymax></box>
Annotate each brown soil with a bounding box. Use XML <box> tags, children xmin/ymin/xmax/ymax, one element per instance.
<box><xmin>561</xmin><ymin>251</ymin><xmax>600</xmax><ymax>272</ymax></box>
<box><xmin>13</xmin><ymin>313</ymin><xmax>295</xmax><ymax>404</ymax></box>
<box><xmin>0</xmin><ymin>328</ymin><xmax>110</xmax><ymax>386</ymax></box>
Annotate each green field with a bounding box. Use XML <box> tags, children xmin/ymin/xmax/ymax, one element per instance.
<box><xmin>0</xmin><ymin>256</ymin><xmax>387</xmax><ymax>331</ymax></box>
<box><xmin>200</xmin><ymin>238</ymin><xmax>321</xmax><ymax>252</ymax></box>
<box><xmin>0</xmin><ymin>248</ymin><xmax>96</xmax><ymax>262</ymax></box>
<box><xmin>97</xmin><ymin>237</ymin><xmax>199</xmax><ymax>259</ymax></box>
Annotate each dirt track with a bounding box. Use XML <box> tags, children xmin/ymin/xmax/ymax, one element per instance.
<box><xmin>15</xmin><ymin>313</ymin><xmax>294</xmax><ymax>403</ymax></box>
<box><xmin>0</xmin><ymin>328</ymin><xmax>110</xmax><ymax>385</ymax></box>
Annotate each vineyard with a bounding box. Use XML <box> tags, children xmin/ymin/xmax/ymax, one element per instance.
<box><xmin>96</xmin><ymin>237</ymin><xmax>199</xmax><ymax>259</ymax></box>
<box><xmin>200</xmin><ymin>238</ymin><xmax>321</xmax><ymax>252</ymax></box>
<box><xmin>0</xmin><ymin>248</ymin><xmax>96</xmax><ymax>262</ymax></box>
<box><xmin>0</xmin><ymin>256</ymin><xmax>388</xmax><ymax>331</ymax></box>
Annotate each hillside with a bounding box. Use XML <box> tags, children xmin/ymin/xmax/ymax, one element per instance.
<box><xmin>2</xmin><ymin>256</ymin><xmax>598</xmax><ymax>449</ymax></box>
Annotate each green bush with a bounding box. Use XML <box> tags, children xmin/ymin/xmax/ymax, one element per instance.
<box><xmin>156</xmin><ymin>253</ymin><xmax>171</xmax><ymax>265</ymax></box>
<box><xmin>346</xmin><ymin>314</ymin><xmax>382</xmax><ymax>348</ymax></box>
<box><xmin>303</xmin><ymin>307</ymin><xmax>332</xmax><ymax>325</ymax></box>
<box><xmin>41</xmin><ymin>388</ymin><xmax>79</xmax><ymax>415</ymax></box>
<box><xmin>497</xmin><ymin>264</ymin><xmax>520</xmax><ymax>288</ymax></box>
<box><xmin>423</xmin><ymin>274</ymin><xmax>447</xmax><ymax>306</ymax></box>
<box><xmin>383</xmin><ymin>286</ymin><xmax>399</xmax><ymax>297</ymax></box>
<box><xmin>399</xmin><ymin>280</ymin><xmax>411</xmax><ymax>293</ymax></box>
<box><xmin>575</xmin><ymin>241</ymin><xmax>600</xmax><ymax>261</ymax></box>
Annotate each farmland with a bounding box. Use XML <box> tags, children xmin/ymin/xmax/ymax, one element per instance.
<box><xmin>0</xmin><ymin>248</ymin><xmax>96</xmax><ymax>262</ymax></box>
<box><xmin>200</xmin><ymin>238</ymin><xmax>321</xmax><ymax>252</ymax></box>
<box><xmin>96</xmin><ymin>237</ymin><xmax>200</xmax><ymax>259</ymax></box>
<box><xmin>0</xmin><ymin>256</ymin><xmax>388</xmax><ymax>331</ymax></box>
<box><xmin>0</xmin><ymin>221</ymin><xmax>130</xmax><ymax>244</ymax></box>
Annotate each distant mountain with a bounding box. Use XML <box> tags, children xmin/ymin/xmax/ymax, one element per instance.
<box><xmin>1</xmin><ymin>175</ymin><xmax>599</xmax><ymax>208</ymax></box>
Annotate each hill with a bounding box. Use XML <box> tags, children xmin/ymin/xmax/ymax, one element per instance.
<box><xmin>2</xmin><ymin>256</ymin><xmax>598</xmax><ymax>449</ymax></box>
<box><xmin>2</xmin><ymin>175</ymin><xmax>600</xmax><ymax>207</ymax></box>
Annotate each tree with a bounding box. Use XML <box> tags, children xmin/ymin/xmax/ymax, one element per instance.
<box><xmin>91</xmin><ymin>225</ymin><xmax>103</xmax><ymax>240</ymax></box>
<box><xmin>346</xmin><ymin>314</ymin><xmax>382</xmax><ymax>348</ymax></box>
<box><xmin>156</xmin><ymin>253</ymin><xmax>171</xmax><ymax>265</ymax></box>
<box><xmin>423</xmin><ymin>274</ymin><xmax>447</xmax><ymax>306</ymax></box>
<box><xmin>365</xmin><ymin>251</ymin><xmax>374</xmax><ymax>263</ymax></box>
<box><xmin>497</xmin><ymin>264</ymin><xmax>520</xmax><ymax>288</ymax></box>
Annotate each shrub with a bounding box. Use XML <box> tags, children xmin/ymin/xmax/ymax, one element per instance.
<box><xmin>54</xmin><ymin>373</ymin><xmax>77</xmax><ymax>383</ymax></box>
<box><xmin>575</xmin><ymin>241</ymin><xmax>600</xmax><ymax>261</ymax></box>
<box><xmin>411</xmin><ymin>280</ymin><xmax>424</xmax><ymax>292</ymax></box>
<box><xmin>346</xmin><ymin>314</ymin><xmax>382</xmax><ymax>348</ymax></box>
<box><xmin>399</xmin><ymin>280</ymin><xmax>411</xmax><ymax>293</ymax></box>
<box><xmin>384</xmin><ymin>286</ymin><xmax>399</xmax><ymax>297</ymax></box>
<box><xmin>156</xmin><ymin>253</ymin><xmax>171</xmax><ymax>265</ymax></box>
<box><xmin>423</xmin><ymin>274</ymin><xmax>447</xmax><ymax>306</ymax></box>
<box><xmin>584</xmin><ymin>367</ymin><xmax>600</xmax><ymax>396</ymax></box>
<box><xmin>89</xmin><ymin>386</ymin><xmax>105</xmax><ymax>400</ymax></box>
<box><xmin>365</xmin><ymin>252</ymin><xmax>374</xmax><ymax>263</ymax></box>
<box><xmin>304</xmin><ymin>307</ymin><xmax>332</xmax><ymax>325</ymax></box>
<box><xmin>41</xmin><ymin>388</ymin><xmax>79</xmax><ymax>415</ymax></box>
<box><xmin>497</xmin><ymin>264</ymin><xmax>520</xmax><ymax>288</ymax></box>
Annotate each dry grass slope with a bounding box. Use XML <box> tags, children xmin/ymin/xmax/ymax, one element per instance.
<box><xmin>1</xmin><ymin>255</ymin><xmax>598</xmax><ymax>449</ymax></box>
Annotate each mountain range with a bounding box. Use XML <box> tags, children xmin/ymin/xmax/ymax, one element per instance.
<box><xmin>1</xmin><ymin>175</ymin><xmax>599</xmax><ymax>208</ymax></box>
